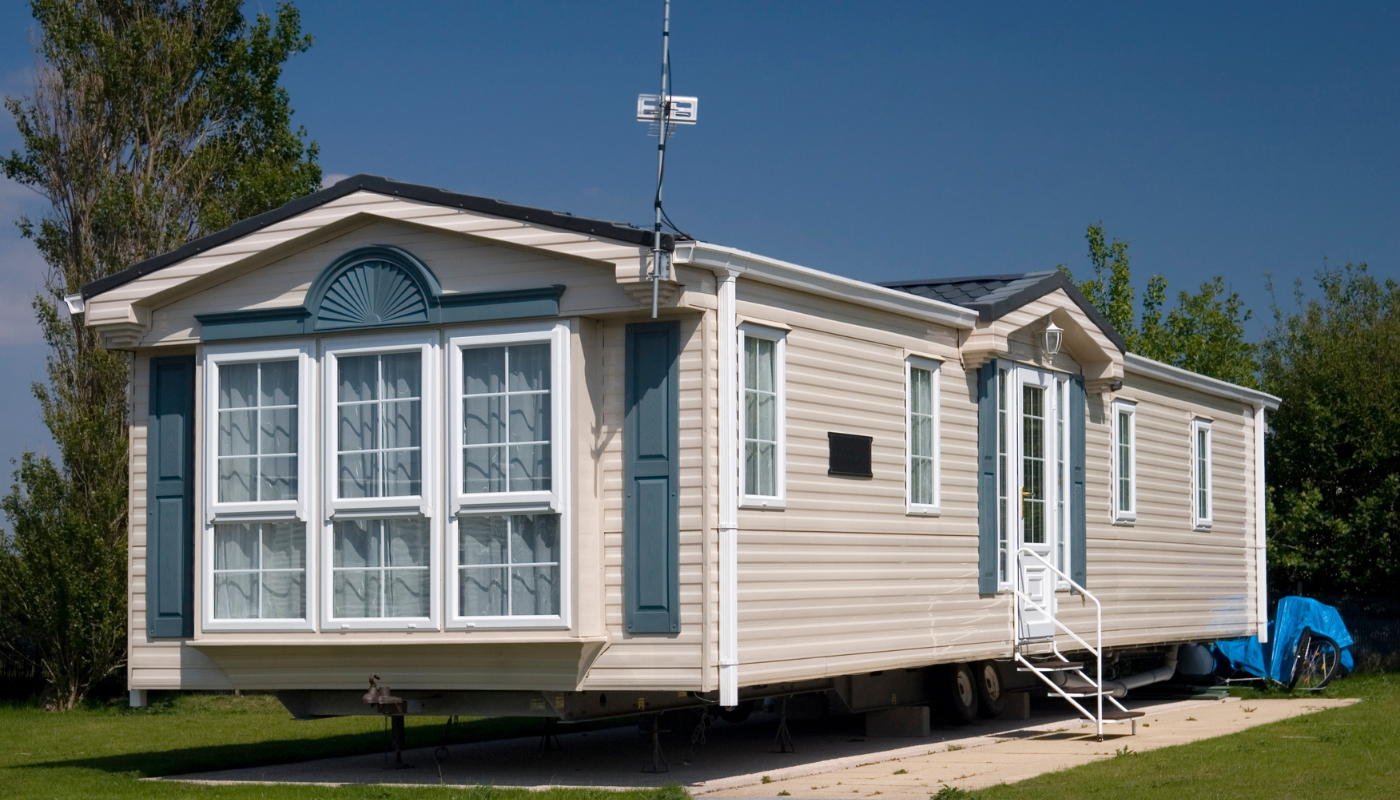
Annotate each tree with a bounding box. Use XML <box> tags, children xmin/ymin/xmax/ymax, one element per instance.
<box><xmin>1261</xmin><ymin>264</ymin><xmax>1400</xmax><ymax>599</ymax></box>
<box><xmin>1059</xmin><ymin>222</ymin><xmax>1257</xmax><ymax>387</ymax></box>
<box><xmin>0</xmin><ymin>0</ymin><xmax>320</xmax><ymax>709</ymax></box>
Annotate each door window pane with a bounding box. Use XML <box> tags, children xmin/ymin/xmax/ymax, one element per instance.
<box><xmin>336</xmin><ymin>352</ymin><xmax>422</xmax><ymax>499</ymax></box>
<box><xmin>458</xmin><ymin>514</ymin><xmax>560</xmax><ymax>617</ymax></box>
<box><xmin>212</xmin><ymin>521</ymin><xmax>306</xmax><ymax>620</ymax></box>
<box><xmin>333</xmin><ymin>517</ymin><xmax>430</xmax><ymax>618</ymax></box>
<box><xmin>217</xmin><ymin>360</ymin><xmax>298</xmax><ymax>502</ymax></box>
<box><xmin>463</xmin><ymin>344</ymin><xmax>551</xmax><ymax>494</ymax></box>
<box><xmin>1021</xmin><ymin>385</ymin><xmax>1046</xmax><ymax>545</ymax></box>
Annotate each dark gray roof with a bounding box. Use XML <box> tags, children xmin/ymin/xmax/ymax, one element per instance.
<box><xmin>82</xmin><ymin>174</ymin><xmax>681</xmax><ymax>300</ymax></box>
<box><xmin>881</xmin><ymin>270</ymin><xmax>1127</xmax><ymax>352</ymax></box>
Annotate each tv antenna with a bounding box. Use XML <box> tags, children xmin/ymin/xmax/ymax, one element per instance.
<box><xmin>637</xmin><ymin>0</ymin><xmax>698</xmax><ymax>318</ymax></box>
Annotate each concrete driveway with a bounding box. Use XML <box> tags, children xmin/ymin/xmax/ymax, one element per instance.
<box><xmin>160</xmin><ymin>695</ymin><xmax>1357</xmax><ymax>795</ymax></box>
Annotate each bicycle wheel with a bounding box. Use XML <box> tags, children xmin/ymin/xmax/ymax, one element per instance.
<box><xmin>1288</xmin><ymin>632</ymin><xmax>1341</xmax><ymax>691</ymax></box>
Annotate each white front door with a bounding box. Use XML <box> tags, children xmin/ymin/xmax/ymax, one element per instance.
<box><xmin>1012</xmin><ymin>367</ymin><xmax>1060</xmax><ymax>641</ymax></box>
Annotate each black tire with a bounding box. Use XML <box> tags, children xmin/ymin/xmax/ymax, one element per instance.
<box><xmin>941</xmin><ymin>663</ymin><xmax>979</xmax><ymax>725</ymax></box>
<box><xmin>974</xmin><ymin>661</ymin><xmax>1007</xmax><ymax>719</ymax></box>
<box><xmin>718</xmin><ymin>700</ymin><xmax>754</xmax><ymax>724</ymax></box>
<box><xmin>1288</xmin><ymin>630</ymin><xmax>1341</xmax><ymax>692</ymax></box>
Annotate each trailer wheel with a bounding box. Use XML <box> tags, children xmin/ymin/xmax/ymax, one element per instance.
<box><xmin>941</xmin><ymin>663</ymin><xmax>979</xmax><ymax>725</ymax></box>
<box><xmin>974</xmin><ymin>661</ymin><xmax>1006</xmax><ymax>718</ymax></box>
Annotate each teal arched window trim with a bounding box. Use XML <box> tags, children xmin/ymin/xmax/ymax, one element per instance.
<box><xmin>196</xmin><ymin>245</ymin><xmax>565</xmax><ymax>342</ymax></box>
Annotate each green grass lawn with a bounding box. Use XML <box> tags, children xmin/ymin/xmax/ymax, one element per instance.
<box><xmin>976</xmin><ymin>671</ymin><xmax>1400</xmax><ymax>800</ymax></box>
<box><xmin>0</xmin><ymin>692</ymin><xmax>670</xmax><ymax>800</ymax></box>
<box><xmin>1</xmin><ymin>674</ymin><xmax>1396</xmax><ymax>800</ymax></box>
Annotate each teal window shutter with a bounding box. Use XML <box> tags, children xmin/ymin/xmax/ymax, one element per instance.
<box><xmin>1069</xmin><ymin>376</ymin><xmax>1087</xmax><ymax>587</ymax></box>
<box><xmin>147</xmin><ymin>356</ymin><xmax>196</xmax><ymax>638</ymax></box>
<box><xmin>977</xmin><ymin>361</ymin><xmax>999</xmax><ymax>594</ymax></box>
<box><xmin>623</xmin><ymin>321</ymin><xmax>681</xmax><ymax>633</ymax></box>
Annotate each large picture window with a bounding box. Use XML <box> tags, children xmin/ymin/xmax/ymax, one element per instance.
<box><xmin>906</xmin><ymin>357</ymin><xmax>942</xmax><ymax>514</ymax></box>
<box><xmin>202</xmin><ymin>343</ymin><xmax>314</xmax><ymax>630</ymax></box>
<box><xmin>322</xmin><ymin>334</ymin><xmax>439</xmax><ymax>629</ymax></box>
<box><xmin>740</xmin><ymin>324</ymin><xmax>786</xmax><ymax>508</ymax></box>
<box><xmin>448</xmin><ymin>322</ymin><xmax>569</xmax><ymax>627</ymax></box>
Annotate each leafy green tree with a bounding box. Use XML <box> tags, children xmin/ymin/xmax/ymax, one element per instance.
<box><xmin>0</xmin><ymin>0</ymin><xmax>319</xmax><ymax>709</ymax></box>
<box><xmin>1059</xmin><ymin>222</ymin><xmax>1257</xmax><ymax>387</ymax></box>
<box><xmin>1262</xmin><ymin>264</ymin><xmax>1400</xmax><ymax>599</ymax></box>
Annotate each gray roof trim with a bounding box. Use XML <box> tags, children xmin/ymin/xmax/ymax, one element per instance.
<box><xmin>881</xmin><ymin>270</ymin><xmax>1128</xmax><ymax>353</ymax></box>
<box><xmin>1125</xmin><ymin>353</ymin><xmax>1279</xmax><ymax>410</ymax></box>
<box><xmin>81</xmin><ymin>174</ymin><xmax>677</xmax><ymax>300</ymax></box>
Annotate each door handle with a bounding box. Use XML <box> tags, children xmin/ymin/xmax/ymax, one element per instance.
<box><xmin>1021</xmin><ymin>487</ymin><xmax>1032</xmax><ymax>517</ymax></box>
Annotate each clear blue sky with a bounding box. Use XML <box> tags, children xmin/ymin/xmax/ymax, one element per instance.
<box><xmin>0</xmin><ymin>1</ymin><xmax>1396</xmax><ymax>465</ymax></box>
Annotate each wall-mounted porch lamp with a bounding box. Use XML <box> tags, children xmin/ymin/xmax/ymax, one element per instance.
<box><xmin>1041</xmin><ymin>317</ymin><xmax>1064</xmax><ymax>357</ymax></box>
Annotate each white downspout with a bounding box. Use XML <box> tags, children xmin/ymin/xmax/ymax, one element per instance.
<box><xmin>716</xmin><ymin>270</ymin><xmax>740</xmax><ymax>706</ymax></box>
<box><xmin>1254</xmin><ymin>404</ymin><xmax>1269</xmax><ymax>644</ymax></box>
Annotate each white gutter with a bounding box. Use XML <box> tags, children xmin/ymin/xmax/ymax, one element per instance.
<box><xmin>715</xmin><ymin>269</ymin><xmax>740</xmax><ymax>706</ymax></box>
<box><xmin>1254</xmin><ymin>404</ymin><xmax>1269</xmax><ymax>643</ymax></box>
<box><xmin>1124</xmin><ymin>353</ymin><xmax>1280</xmax><ymax>410</ymax></box>
<box><xmin>676</xmin><ymin>241</ymin><xmax>978</xmax><ymax>331</ymax></box>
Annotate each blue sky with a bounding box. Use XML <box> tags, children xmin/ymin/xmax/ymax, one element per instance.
<box><xmin>0</xmin><ymin>1</ymin><xmax>1396</xmax><ymax>465</ymax></box>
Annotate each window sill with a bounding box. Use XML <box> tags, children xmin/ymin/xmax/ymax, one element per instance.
<box><xmin>739</xmin><ymin>499</ymin><xmax>785</xmax><ymax>511</ymax></box>
<box><xmin>324</xmin><ymin>619</ymin><xmax>438</xmax><ymax>632</ymax></box>
<box><xmin>906</xmin><ymin>505</ymin><xmax>942</xmax><ymax>517</ymax></box>
<box><xmin>447</xmin><ymin>617</ymin><xmax>569</xmax><ymax>631</ymax></box>
<box><xmin>1112</xmin><ymin>516</ymin><xmax>1136</xmax><ymax>526</ymax></box>
<box><xmin>1193</xmin><ymin>523</ymin><xmax>1213</xmax><ymax>532</ymax></box>
<box><xmin>202</xmin><ymin>619</ymin><xmax>316</xmax><ymax>633</ymax></box>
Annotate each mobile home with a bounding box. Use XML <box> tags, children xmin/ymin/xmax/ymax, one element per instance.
<box><xmin>76</xmin><ymin>175</ymin><xmax>1277</xmax><ymax>737</ymax></box>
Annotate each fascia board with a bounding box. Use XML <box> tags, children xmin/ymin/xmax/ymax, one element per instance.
<box><xmin>676</xmin><ymin>242</ymin><xmax>977</xmax><ymax>330</ymax></box>
<box><xmin>1125</xmin><ymin>352</ymin><xmax>1280</xmax><ymax>410</ymax></box>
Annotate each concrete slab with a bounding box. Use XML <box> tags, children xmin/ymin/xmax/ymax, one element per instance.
<box><xmin>156</xmin><ymin>695</ymin><xmax>1356</xmax><ymax>795</ymax></box>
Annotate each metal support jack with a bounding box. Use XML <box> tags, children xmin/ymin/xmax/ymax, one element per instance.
<box><xmin>641</xmin><ymin>716</ymin><xmax>670</xmax><ymax>774</ymax></box>
<box><xmin>538</xmin><ymin>717</ymin><xmax>562</xmax><ymax>752</ymax></box>
<box><xmin>388</xmin><ymin>715</ymin><xmax>411</xmax><ymax>769</ymax></box>
<box><xmin>772</xmin><ymin>696</ymin><xmax>795</xmax><ymax>754</ymax></box>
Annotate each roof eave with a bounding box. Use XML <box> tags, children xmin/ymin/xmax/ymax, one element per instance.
<box><xmin>1124</xmin><ymin>352</ymin><xmax>1279</xmax><ymax>410</ymax></box>
<box><xmin>675</xmin><ymin>242</ymin><xmax>979</xmax><ymax>330</ymax></box>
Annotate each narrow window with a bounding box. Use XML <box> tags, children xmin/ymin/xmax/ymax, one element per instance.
<box><xmin>203</xmin><ymin>345</ymin><xmax>312</xmax><ymax>630</ymax></box>
<box><xmin>462</xmin><ymin>344</ymin><xmax>552</xmax><ymax>494</ymax></box>
<box><xmin>336</xmin><ymin>352</ymin><xmax>422</xmax><ymax>499</ymax></box>
<box><xmin>1113</xmin><ymin>400</ymin><xmax>1137</xmax><ymax>524</ymax></box>
<box><xmin>1192</xmin><ymin>418</ymin><xmax>1212</xmax><ymax>529</ymax></box>
<box><xmin>1056</xmin><ymin>379</ymin><xmax>1068</xmax><ymax>573</ymax></box>
<box><xmin>907</xmin><ymin>358</ymin><xmax>941</xmax><ymax>514</ymax></box>
<box><xmin>740</xmin><ymin>325</ymin><xmax>785</xmax><ymax>507</ymax></box>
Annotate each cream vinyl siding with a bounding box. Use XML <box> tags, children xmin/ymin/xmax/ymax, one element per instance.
<box><xmin>731</xmin><ymin>283</ymin><xmax>1012</xmax><ymax>685</ymax></box>
<box><xmin>128</xmin><ymin>354</ymin><xmax>233</xmax><ymax>690</ymax></box>
<box><xmin>585</xmin><ymin>313</ymin><xmax>717</xmax><ymax>690</ymax></box>
<box><xmin>84</xmin><ymin>191</ymin><xmax>653</xmax><ymax>335</ymax></box>
<box><xmin>139</xmin><ymin>219</ymin><xmax>652</xmax><ymax>347</ymax></box>
<box><xmin>1054</xmin><ymin>372</ymin><xmax>1255</xmax><ymax>648</ymax></box>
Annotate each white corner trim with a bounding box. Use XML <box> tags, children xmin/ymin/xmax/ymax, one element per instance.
<box><xmin>676</xmin><ymin>242</ymin><xmax>978</xmax><ymax>331</ymax></box>
<box><xmin>1254</xmin><ymin>404</ymin><xmax>1269</xmax><ymax>644</ymax></box>
<box><xmin>716</xmin><ymin>271</ymin><xmax>740</xmax><ymax>707</ymax></box>
<box><xmin>1125</xmin><ymin>353</ymin><xmax>1279</xmax><ymax>410</ymax></box>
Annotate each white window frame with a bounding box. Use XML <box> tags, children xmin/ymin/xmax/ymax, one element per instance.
<box><xmin>200</xmin><ymin>341</ymin><xmax>316</xmax><ymax>632</ymax></box>
<box><xmin>1191</xmin><ymin>417</ymin><xmax>1213</xmax><ymax>531</ymax></box>
<box><xmin>738</xmin><ymin>323</ymin><xmax>786</xmax><ymax>510</ymax></box>
<box><xmin>1112</xmin><ymin>400</ymin><xmax>1137</xmax><ymax>525</ymax></box>
<box><xmin>905</xmin><ymin>356</ymin><xmax>942</xmax><ymax>516</ymax></box>
<box><xmin>446</xmin><ymin>320</ymin><xmax>571</xmax><ymax>630</ymax></box>
<box><xmin>320</xmin><ymin>331</ymin><xmax>441</xmax><ymax>631</ymax></box>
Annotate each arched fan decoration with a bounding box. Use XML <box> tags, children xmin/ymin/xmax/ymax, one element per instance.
<box><xmin>312</xmin><ymin>254</ymin><xmax>432</xmax><ymax>331</ymax></box>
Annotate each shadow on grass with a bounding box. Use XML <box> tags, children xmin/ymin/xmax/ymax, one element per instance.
<box><xmin>23</xmin><ymin>714</ymin><xmax>635</xmax><ymax>778</ymax></box>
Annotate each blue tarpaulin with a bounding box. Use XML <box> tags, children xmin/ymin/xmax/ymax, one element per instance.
<box><xmin>1214</xmin><ymin>596</ymin><xmax>1354</xmax><ymax>682</ymax></box>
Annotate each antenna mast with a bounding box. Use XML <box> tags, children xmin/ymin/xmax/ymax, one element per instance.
<box><xmin>637</xmin><ymin>0</ymin><xmax>698</xmax><ymax>318</ymax></box>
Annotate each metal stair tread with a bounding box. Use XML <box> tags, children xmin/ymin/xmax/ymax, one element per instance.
<box><xmin>1016</xmin><ymin>659</ymin><xmax>1085</xmax><ymax>672</ymax></box>
<box><xmin>1100</xmin><ymin>709</ymin><xmax>1147</xmax><ymax>720</ymax></box>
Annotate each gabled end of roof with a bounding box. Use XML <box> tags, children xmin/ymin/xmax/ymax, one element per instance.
<box><xmin>881</xmin><ymin>270</ymin><xmax>1127</xmax><ymax>352</ymax></box>
<box><xmin>81</xmin><ymin>174</ymin><xmax>684</xmax><ymax>300</ymax></box>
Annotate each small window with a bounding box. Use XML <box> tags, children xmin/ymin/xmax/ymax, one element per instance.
<box><xmin>1112</xmin><ymin>400</ymin><xmax>1136</xmax><ymax>524</ymax></box>
<box><xmin>458</xmin><ymin>514</ymin><xmax>561</xmax><ymax>617</ymax></box>
<box><xmin>740</xmin><ymin>324</ymin><xmax>786</xmax><ymax>508</ymax></box>
<box><xmin>906</xmin><ymin>358</ymin><xmax>941</xmax><ymax>514</ymax></box>
<box><xmin>1191</xmin><ymin>418</ymin><xmax>1212</xmax><ymax>530</ymax></box>
<box><xmin>212</xmin><ymin>521</ymin><xmax>306</xmax><ymax>620</ymax></box>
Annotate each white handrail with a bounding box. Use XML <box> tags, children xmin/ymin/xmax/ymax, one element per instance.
<box><xmin>1014</xmin><ymin>547</ymin><xmax>1103</xmax><ymax>741</ymax></box>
